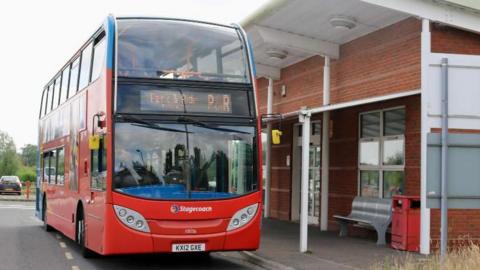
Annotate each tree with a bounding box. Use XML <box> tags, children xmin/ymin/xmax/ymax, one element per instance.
<box><xmin>20</xmin><ymin>144</ymin><xmax>37</xmax><ymax>167</ymax></box>
<box><xmin>0</xmin><ymin>131</ymin><xmax>20</xmax><ymax>176</ymax></box>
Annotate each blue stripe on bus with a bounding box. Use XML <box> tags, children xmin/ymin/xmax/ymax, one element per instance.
<box><xmin>105</xmin><ymin>15</ymin><xmax>115</xmax><ymax>69</ymax></box>
<box><xmin>117</xmin><ymin>184</ymin><xmax>236</xmax><ymax>200</ymax></box>
<box><xmin>247</xmin><ymin>39</ymin><xmax>256</xmax><ymax>77</ymax></box>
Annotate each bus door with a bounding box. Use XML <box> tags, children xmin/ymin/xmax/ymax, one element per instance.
<box><xmin>85</xmin><ymin>133</ymin><xmax>107</xmax><ymax>252</ymax></box>
<box><xmin>36</xmin><ymin>150</ymin><xmax>42</xmax><ymax>219</ymax></box>
<box><xmin>66</xmin><ymin>132</ymin><xmax>81</xmax><ymax>238</ymax></box>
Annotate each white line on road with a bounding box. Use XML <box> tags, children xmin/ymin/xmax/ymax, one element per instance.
<box><xmin>30</xmin><ymin>217</ymin><xmax>43</xmax><ymax>223</ymax></box>
<box><xmin>0</xmin><ymin>205</ymin><xmax>35</xmax><ymax>210</ymax></box>
<box><xmin>72</xmin><ymin>266</ymin><xmax>80</xmax><ymax>270</ymax></box>
<box><xmin>60</xmin><ymin>242</ymin><xmax>67</xmax><ymax>248</ymax></box>
<box><xmin>65</xmin><ymin>252</ymin><xmax>73</xmax><ymax>260</ymax></box>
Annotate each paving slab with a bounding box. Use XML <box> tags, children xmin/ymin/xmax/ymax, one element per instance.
<box><xmin>251</xmin><ymin>218</ymin><xmax>424</xmax><ymax>270</ymax></box>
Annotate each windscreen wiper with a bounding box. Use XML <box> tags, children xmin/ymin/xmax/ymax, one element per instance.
<box><xmin>118</xmin><ymin>115</ymin><xmax>187</xmax><ymax>133</ymax></box>
<box><xmin>177</xmin><ymin>116</ymin><xmax>251</xmax><ymax>134</ymax></box>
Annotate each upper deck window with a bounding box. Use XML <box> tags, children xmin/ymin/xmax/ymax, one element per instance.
<box><xmin>45</xmin><ymin>85</ymin><xmax>52</xmax><ymax>115</ymax></box>
<box><xmin>91</xmin><ymin>35</ymin><xmax>106</xmax><ymax>82</ymax></box>
<box><xmin>60</xmin><ymin>67</ymin><xmax>70</xmax><ymax>104</ymax></box>
<box><xmin>79</xmin><ymin>42</ymin><xmax>93</xmax><ymax>90</ymax></box>
<box><xmin>53</xmin><ymin>76</ymin><xmax>61</xmax><ymax>109</ymax></box>
<box><xmin>69</xmin><ymin>57</ymin><xmax>80</xmax><ymax>96</ymax></box>
<box><xmin>117</xmin><ymin>19</ymin><xmax>250</xmax><ymax>84</ymax></box>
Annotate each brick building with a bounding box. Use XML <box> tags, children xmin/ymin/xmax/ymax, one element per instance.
<box><xmin>243</xmin><ymin>0</ymin><xmax>480</xmax><ymax>254</ymax></box>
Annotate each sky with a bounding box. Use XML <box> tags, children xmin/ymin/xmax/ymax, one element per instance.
<box><xmin>0</xmin><ymin>0</ymin><xmax>269</xmax><ymax>151</ymax></box>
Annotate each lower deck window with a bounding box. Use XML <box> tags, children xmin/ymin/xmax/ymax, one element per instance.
<box><xmin>42</xmin><ymin>148</ymin><xmax>65</xmax><ymax>185</ymax></box>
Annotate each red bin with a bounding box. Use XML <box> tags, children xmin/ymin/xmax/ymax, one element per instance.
<box><xmin>391</xmin><ymin>195</ymin><xmax>421</xmax><ymax>252</ymax></box>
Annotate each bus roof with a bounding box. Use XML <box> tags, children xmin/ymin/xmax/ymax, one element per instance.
<box><xmin>115</xmin><ymin>16</ymin><xmax>238</xmax><ymax>30</ymax></box>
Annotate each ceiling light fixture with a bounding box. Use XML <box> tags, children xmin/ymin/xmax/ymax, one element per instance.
<box><xmin>329</xmin><ymin>15</ymin><xmax>357</xmax><ymax>30</ymax></box>
<box><xmin>266</xmin><ymin>48</ymin><xmax>288</xmax><ymax>60</ymax></box>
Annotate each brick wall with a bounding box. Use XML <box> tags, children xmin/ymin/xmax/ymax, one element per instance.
<box><xmin>264</xmin><ymin>96</ymin><xmax>421</xmax><ymax>224</ymax></box>
<box><xmin>332</xmin><ymin>18</ymin><xmax>421</xmax><ymax>103</ymax></box>
<box><xmin>327</xmin><ymin>96</ymin><xmax>421</xmax><ymax>229</ymax></box>
<box><xmin>429</xmin><ymin>23</ymin><xmax>480</xmax><ymax>248</ymax></box>
<box><xmin>261</xmin><ymin>18</ymin><xmax>423</xmax><ymax>223</ymax></box>
<box><xmin>431</xmin><ymin>23</ymin><xmax>480</xmax><ymax>55</ymax></box>
<box><xmin>268</xmin><ymin>119</ymin><xmax>294</xmax><ymax>220</ymax></box>
<box><xmin>257</xmin><ymin>18</ymin><xmax>421</xmax><ymax>115</ymax></box>
<box><xmin>267</xmin><ymin>114</ymin><xmax>321</xmax><ymax>221</ymax></box>
<box><xmin>258</xmin><ymin>14</ymin><xmax>480</xmax><ymax>248</ymax></box>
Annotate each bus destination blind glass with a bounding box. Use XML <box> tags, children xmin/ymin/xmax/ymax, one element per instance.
<box><xmin>140</xmin><ymin>90</ymin><xmax>232</xmax><ymax>114</ymax></box>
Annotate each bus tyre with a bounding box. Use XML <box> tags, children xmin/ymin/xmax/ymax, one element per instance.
<box><xmin>43</xmin><ymin>197</ymin><xmax>53</xmax><ymax>232</ymax></box>
<box><xmin>201</xmin><ymin>252</ymin><xmax>212</xmax><ymax>261</ymax></box>
<box><xmin>76</xmin><ymin>209</ymin><xmax>96</xmax><ymax>258</ymax></box>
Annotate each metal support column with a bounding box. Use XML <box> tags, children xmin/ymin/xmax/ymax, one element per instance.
<box><xmin>440</xmin><ymin>58</ymin><xmax>449</xmax><ymax>257</ymax></box>
<box><xmin>264</xmin><ymin>77</ymin><xmax>273</xmax><ymax>218</ymax></box>
<box><xmin>420</xmin><ymin>18</ymin><xmax>431</xmax><ymax>255</ymax></box>
<box><xmin>320</xmin><ymin>56</ymin><xmax>330</xmax><ymax>231</ymax></box>
<box><xmin>299</xmin><ymin>110</ymin><xmax>311</xmax><ymax>253</ymax></box>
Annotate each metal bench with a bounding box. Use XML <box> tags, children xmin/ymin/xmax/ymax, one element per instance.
<box><xmin>333</xmin><ymin>196</ymin><xmax>392</xmax><ymax>245</ymax></box>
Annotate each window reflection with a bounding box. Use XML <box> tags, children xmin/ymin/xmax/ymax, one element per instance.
<box><xmin>359</xmin><ymin>108</ymin><xmax>406</xmax><ymax>198</ymax></box>
<box><xmin>383</xmin><ymin>138</ymin><xmax>404</xmax><ymax>165</ymax></box>
<box><xmin>384</xmin><ymin>109</ymin><xmax>405</xmax><ymax>136</ymax></box>
<box><xmin>79</xmin><ymin>43</ymin><xmax>93</xmax><ymax>90</ymax></box>
<box><xmin>383</xmin><ymin>171</ymin><xmax>404</xmax><ymax>198</ymax></box>
<box><xmin>360</xmin><ymin>140</ymin><xmax>379</xmax><ymax>166</ymax></box>
<box><xmin>360</xmin><ymin>171</ymin><xmax>379</xmax><ymax>198</ymax></box>
<box><xmin>117</xmin><ymin>20</ymin><xmax>250</xmax><ymax>83</ymax></box>
<box><xmin>91</xmin><ymin>37</ymin><xmax>106</xmax><ymax>82</ymax></box>
<box><xmin>114</xmin><ymin>122</ymin><xmax>256</xmax><ymax>200</ymax></box>
<box><xmin>361</xmin><ymin>112</ymin><xmax>380</xmax><ymax>138</ymax></box>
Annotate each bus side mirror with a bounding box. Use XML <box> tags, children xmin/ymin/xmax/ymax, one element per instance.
<box><xmin>272</xmin><ymin>129</ymin><xmax>282</xmax><ymax>145</ymax></box>
<box><xmin>89</xmin><ymin>135</ymin><xmax>100</xmax><ymax>150</ymax></box>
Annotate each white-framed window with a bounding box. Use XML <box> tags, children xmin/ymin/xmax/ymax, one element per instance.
<box><xmin>358</xmin><ymin>107</ymin><xmax>405</xmax><ymax>198</ymax></box>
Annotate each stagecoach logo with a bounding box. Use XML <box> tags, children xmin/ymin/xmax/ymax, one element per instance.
<box><xmin>170</xmin><ymin>205</ymin><xmax>180</xmax><ymax>213</ymax></box>
<box><xmin>170</xmin><ymin>204</ymin><xmax>213</xmax><ymax>214</ymax></box>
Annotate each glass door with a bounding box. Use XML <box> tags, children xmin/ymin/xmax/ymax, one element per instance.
<box><xmin>308</xmin><ymin>146</ymin><xmax>321</xmax><ymax>224</ymax></box>
<box><xmin>293</xmin><ymin>121</ymin><xmax>321</xmax><ymax>223</ymax></box>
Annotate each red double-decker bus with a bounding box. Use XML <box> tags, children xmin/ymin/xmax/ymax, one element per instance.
<box><xmin>36</xmin><ymin>15</ymin><xmax>261</xmax><ymax>257</ymax></box>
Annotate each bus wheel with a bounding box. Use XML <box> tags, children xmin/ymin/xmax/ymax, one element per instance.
<box><xmin>42</xmin><ymin>196</ymin><xmax>53</xmax><ymax>232</ymax></box>
<box><xmin>76</xmin><ymin>207</ymin><xmax>96</xmax><ymax>258</ymax></box>
<box><xmin>196</xmin><ymin>252</ymin><xmax>212</xmax><ymax>262</ymax></box>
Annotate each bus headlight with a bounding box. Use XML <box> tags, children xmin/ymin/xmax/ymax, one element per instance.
<box><xmin>227</xmin><ymin>203</ymin><xmax>258</xmax><ymax>231</ymax></box>
<box><xmin>113</xmin><ymin>205</ymin><xmax>150</xmax><ymax>233</ymax></box>
<box><xmin>118</xmin><ymin>208</ymin><xmax>127</xmax><ymax>217</ymax></box>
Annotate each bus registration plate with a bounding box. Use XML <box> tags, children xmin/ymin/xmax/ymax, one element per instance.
<box><xmin>172</xmin><ymin>243</ymin><xmax>206</xmax><ymax>252</ymax></box>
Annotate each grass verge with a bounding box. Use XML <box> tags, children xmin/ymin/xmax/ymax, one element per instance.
<box><xmin>371</xmin><ymin>244</ymin><xmax>480</xmax><ymax>270</ymax></box>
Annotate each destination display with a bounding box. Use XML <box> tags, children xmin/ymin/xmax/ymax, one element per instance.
<box><xmin>116</xmin><ymin>84</ymin><xmax>253</xmax><ymax>116</ymax></box>
<box><xmin>140</xmin><ymin>90</ymin><xmax>232</xmax><ymax>114</ymax></box>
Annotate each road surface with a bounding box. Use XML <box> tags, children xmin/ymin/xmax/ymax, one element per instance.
<box><xmin>0</xmin><ymin>200</ymin><xmax>263</xmax><ymax>270</ymax></box>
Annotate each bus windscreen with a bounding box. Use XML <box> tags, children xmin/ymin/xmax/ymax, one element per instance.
<box><xmin>113</xmin><ymin>122</ymin><xmax>257</xmax><ymax>200</ymax></box>
<box><xmin>117</xmin><ymin>19</ymin><xmax>251</xmax><ymax>84</ymax></box>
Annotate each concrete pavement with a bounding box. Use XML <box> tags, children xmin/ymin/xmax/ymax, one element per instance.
<box><xmin>246</xmin><ymin>218</ymin><xmax>423</xmax><ymax>270</ymax></box>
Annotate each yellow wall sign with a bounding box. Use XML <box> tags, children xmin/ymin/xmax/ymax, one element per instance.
<box><xmin>89</xmin><ymin>135</ymin><xmax>100</xmax><ymax>150</ymax></box>
<box><xmin>272</xmin><ymin>129</ymin><xmax>283</xmax><ymax>145</ymax></box>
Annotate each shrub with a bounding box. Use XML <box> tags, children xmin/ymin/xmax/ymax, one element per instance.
<box><xmin>16</xmin><ymin>166</ymin><xmax>36</xmax><ymax>182</ymax></box>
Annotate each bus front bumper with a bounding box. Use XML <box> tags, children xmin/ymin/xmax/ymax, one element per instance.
<box><xmin>103</xmin><ymin>205</ymin><xmax>261</xmax><ymax>255</ymax></box>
